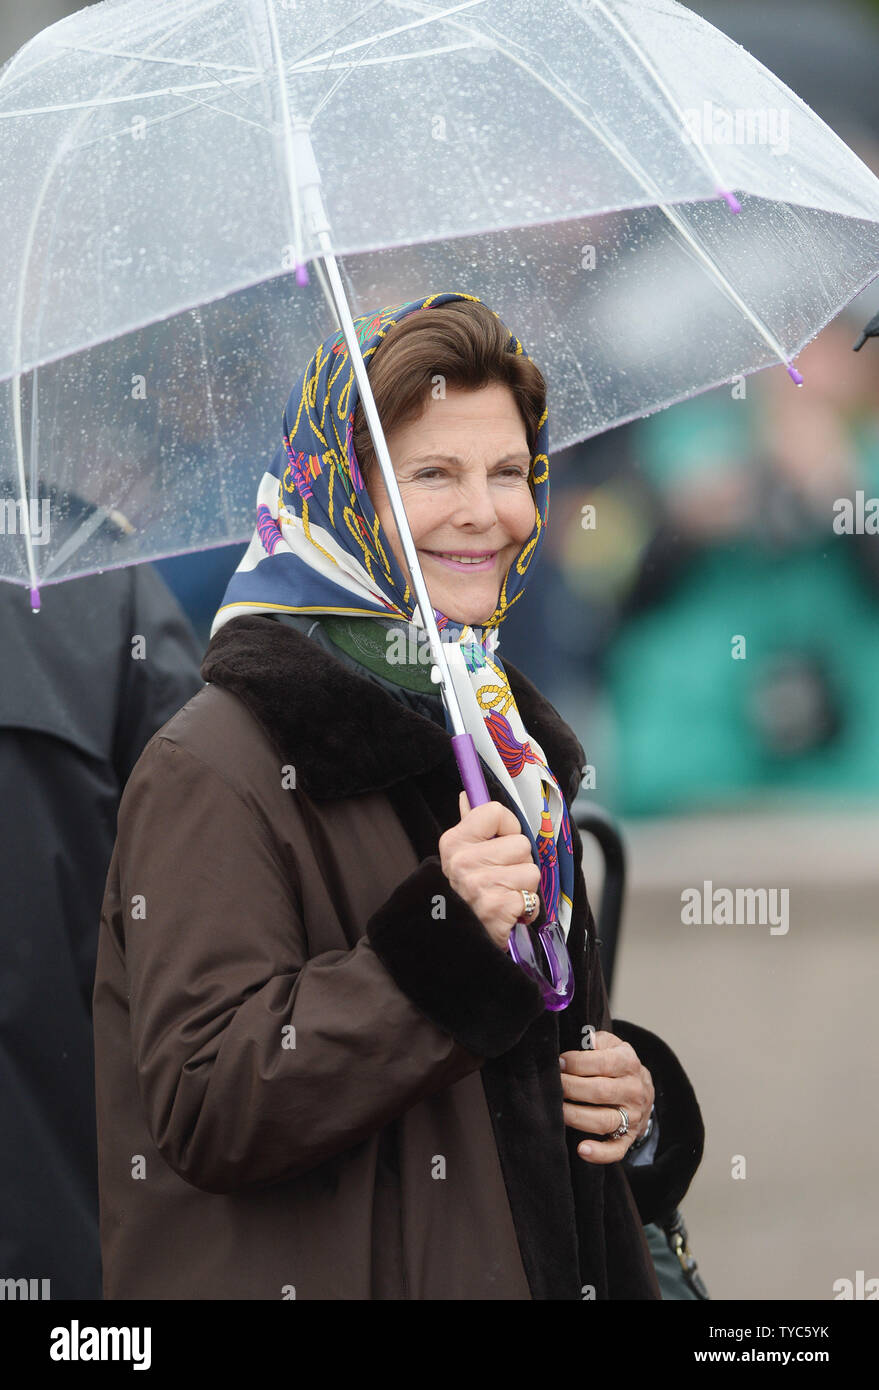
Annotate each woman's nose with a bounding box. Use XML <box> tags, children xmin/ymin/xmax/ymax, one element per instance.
<box><xmin>450</xmin><ymin>473</ymin><xmax>498</xmax><ymax>530</ymax></box>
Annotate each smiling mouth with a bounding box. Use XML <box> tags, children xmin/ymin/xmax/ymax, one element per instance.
<box><xmin>423</xmin><ymin>550</ymin><xmax>498</xmax><ymax>568</ymax></box>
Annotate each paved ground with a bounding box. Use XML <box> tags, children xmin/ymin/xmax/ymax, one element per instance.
<box><xmin>577</xmin><ymin>808</ymin><xmax>879</xmax><ymax>1302</ymax></box>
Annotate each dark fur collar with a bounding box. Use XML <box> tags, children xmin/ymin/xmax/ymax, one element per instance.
<box><xmin>201</xmin><ymin>616</ymin><xmax>585</xmax><ymax>803</ymax></box>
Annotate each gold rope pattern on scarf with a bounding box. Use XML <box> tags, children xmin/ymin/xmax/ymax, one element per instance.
<box><xmin>343</xmin><ymin>504</ymin><xmax>377</xmax><ymax>583</ymax></box>
<box><xmin>300</xmin><ymin>497</ymin><xmax>338</xmax><ymax>568</ymax></box>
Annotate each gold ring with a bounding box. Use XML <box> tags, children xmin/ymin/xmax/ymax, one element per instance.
<box><xmin>521</xmin><ymin>890</ymin><xmax>539</xmax><ymax>921</ymax></box>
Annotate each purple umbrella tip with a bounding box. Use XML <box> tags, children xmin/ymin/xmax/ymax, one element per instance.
<box><xmin>716</xmin><ymin>187</ymin><xmax>742</xmax><ymax>214</ymax></box>
<box><xmin>295</xmin><ymin>262</ymin><xmax>309</xmax><ymax>287</ymax></box>
<box><xmin>787</xmin><ymin>363</ymin><xmax>804</xmax><ymax>387</ymax></box>
<box><xmin>29</xmin><ymin>585</ymin><xmax>41</xmax><ymax>612</ymax></box>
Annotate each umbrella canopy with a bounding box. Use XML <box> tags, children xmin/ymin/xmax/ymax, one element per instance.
<box><xmin>3</xmin><ymin>0</ymin><xmax>879</xmax><ymax>595</ymax></box>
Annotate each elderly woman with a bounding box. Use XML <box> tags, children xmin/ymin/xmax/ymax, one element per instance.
<box><xmin>93</xmin><ymin>290</ymin><xmax>703</xmax><ymax>1300</ymax></box>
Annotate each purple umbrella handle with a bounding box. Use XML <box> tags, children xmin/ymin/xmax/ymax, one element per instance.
<box><xmin>508</xmin><ymin>919</ymin><xmax>575</xmax><ymax>1012</ymax></box>
<box><xmin>451</xmin><ymin>733</ymin><xmax>574</xmax><ymax>1011</ymax></box>
<box><xmin>451</xmin><ymin>731</ymin><xmax>492</xmax><ymax>810</ymax></box>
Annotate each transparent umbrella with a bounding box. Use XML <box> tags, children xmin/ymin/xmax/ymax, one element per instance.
<box><xmin>4</xmin><ymin>0</ymin><xmax>879</xmax><ymax>599</ymax></box>
<box><xmin>4</xmin><ymin>0</ymin><xmax>879</xmax><ymax>1002</ymax></box>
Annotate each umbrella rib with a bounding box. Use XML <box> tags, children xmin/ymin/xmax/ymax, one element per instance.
<box><xmin>158</xmin><ymin>87</ymin><xmax>276</xmax><ymax>135</ymax></box>
<box><xmin>307</xmin><ymin>28</ymin><xmax>460</xmax><ymax>126</ymax></box>
<box><xmin>63</xmin><ymin>59</ymin><xmax>275</xmax><ymax>152</ymax></box>
<box><xmin>264</xmin><ymin>1</ymin><xmax>306</xmax><ymax>293</ymax></box>
<box><xmin>67</xmin><ymin>89</ymin><xmax>265</xmax><ymax>152</ymax></box>
<box><xmin>274</xmin><ymin>0</ymin><xmax>386</xmax><ymax>74</ymax></box>
<box><xmin>657</xmin><ymin>209</ymin><xmax>797</xmax><ymax>368</ymax></box>
<box><xmin>0</xmin><ymin>72</ymin><xmax>264</xmax><ymax>119</ymax></box>
<box><xmin>295</xmin><ymin>40</ymin><xmax>487</xmax><ymax>78</ymax></box>
<box><xmin>583</xmin><ymin>0</ymin><xmax>732</xmax><ymax>200</ymax></box>
<box><xmin>189</xmin><ymin>58</ymin><xmax>274</xmax><ymax>124</ymax></box>
<box><xmin>307</xmin><ymin>60</ymin><xmax>364</xmax><ymax>127</ymax></box>
<box><xmin>286</xmin><ymin>0</ymin><xmax>487</xmax><ymax>72</ymax></box>
<box><xmin>302</xmin><ymin>28</ymin><xmax>352</xmax><ymax>130</ymax></box>
<box><xmin>46</xmin><ymin>39</ymin><xmax>259</xmax><ymax>75</ymax></box>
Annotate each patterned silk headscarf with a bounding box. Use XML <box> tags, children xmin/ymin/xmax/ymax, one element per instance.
<box><xmin>211</xmin><ymin>290</ymin><xmax>574</xmax><ymax>940</ymax></box>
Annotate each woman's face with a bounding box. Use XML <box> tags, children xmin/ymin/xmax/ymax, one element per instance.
<box><xmin>365</xmin><ymin>383</ymin><xmax>536</xmax><ymax>626</ymax></box>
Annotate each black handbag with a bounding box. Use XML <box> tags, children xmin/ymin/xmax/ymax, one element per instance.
<box><xmin>645</xmin><ymin>1207</ymin><xmax>710</xmax><ymax>1300</ymax></box>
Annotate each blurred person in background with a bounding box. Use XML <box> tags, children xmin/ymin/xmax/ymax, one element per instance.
<box><xmin>0</xmin><ymin>488</ymin><xmax>203</xmax><ymax>1298</ymax></box>
<box><xmin>563</xmin><ymin>287</ymin><xmax>879</xmax><ymax>817</ymax></box>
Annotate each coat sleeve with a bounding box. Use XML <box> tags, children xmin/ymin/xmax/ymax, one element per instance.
<box><xmin>115</xmin><ymin>734</ymin><xmax>545</xmax><ymax>1195</ymax></box>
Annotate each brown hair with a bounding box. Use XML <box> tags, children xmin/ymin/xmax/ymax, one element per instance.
<box><xmin>351</xmin><ymin>299</ymin><xmax>546</xmax><ymax>482</ymax></box>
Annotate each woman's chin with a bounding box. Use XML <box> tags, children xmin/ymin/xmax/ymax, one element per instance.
<box><xmin>420</xmin><ymin>551</ymin><xmax>513</xmax><ymax>628</ymax></box>
<box><xmin>436</xmin><ymin>603</ymin><xmax>496</xmax><ymax>629</ymax></box>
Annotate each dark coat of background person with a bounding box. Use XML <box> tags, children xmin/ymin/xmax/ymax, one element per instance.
<box><xmin>0</xmin><ymin>567</ymin><xmax>204</xmax><ymax>1299</ymax></box>
<box><xmin>94</xmin><ymin>615</ymin><xmax>703</xmax><ymax>1300</ymax></box>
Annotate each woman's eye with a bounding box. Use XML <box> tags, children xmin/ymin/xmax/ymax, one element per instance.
<box><xmin>410</xmin><ymin>466</ymin><xmax>528</xmax><ymax>482</ymax></box>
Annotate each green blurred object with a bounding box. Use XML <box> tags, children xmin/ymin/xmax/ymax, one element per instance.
<box><xmin>605</xmin><ymin>396</ymin><xmax>879</xmax><ymax>816</ymax></box>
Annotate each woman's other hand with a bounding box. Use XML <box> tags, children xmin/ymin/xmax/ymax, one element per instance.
<box><xmin>438</xmin><ymin>791</ymin><xmax>541</xmax><ymax>951</ymax></box>
<box><xmin>558</xmin><ymin>1030</ymin><xmax>655</xmax><ymax>1163</ymax></box>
